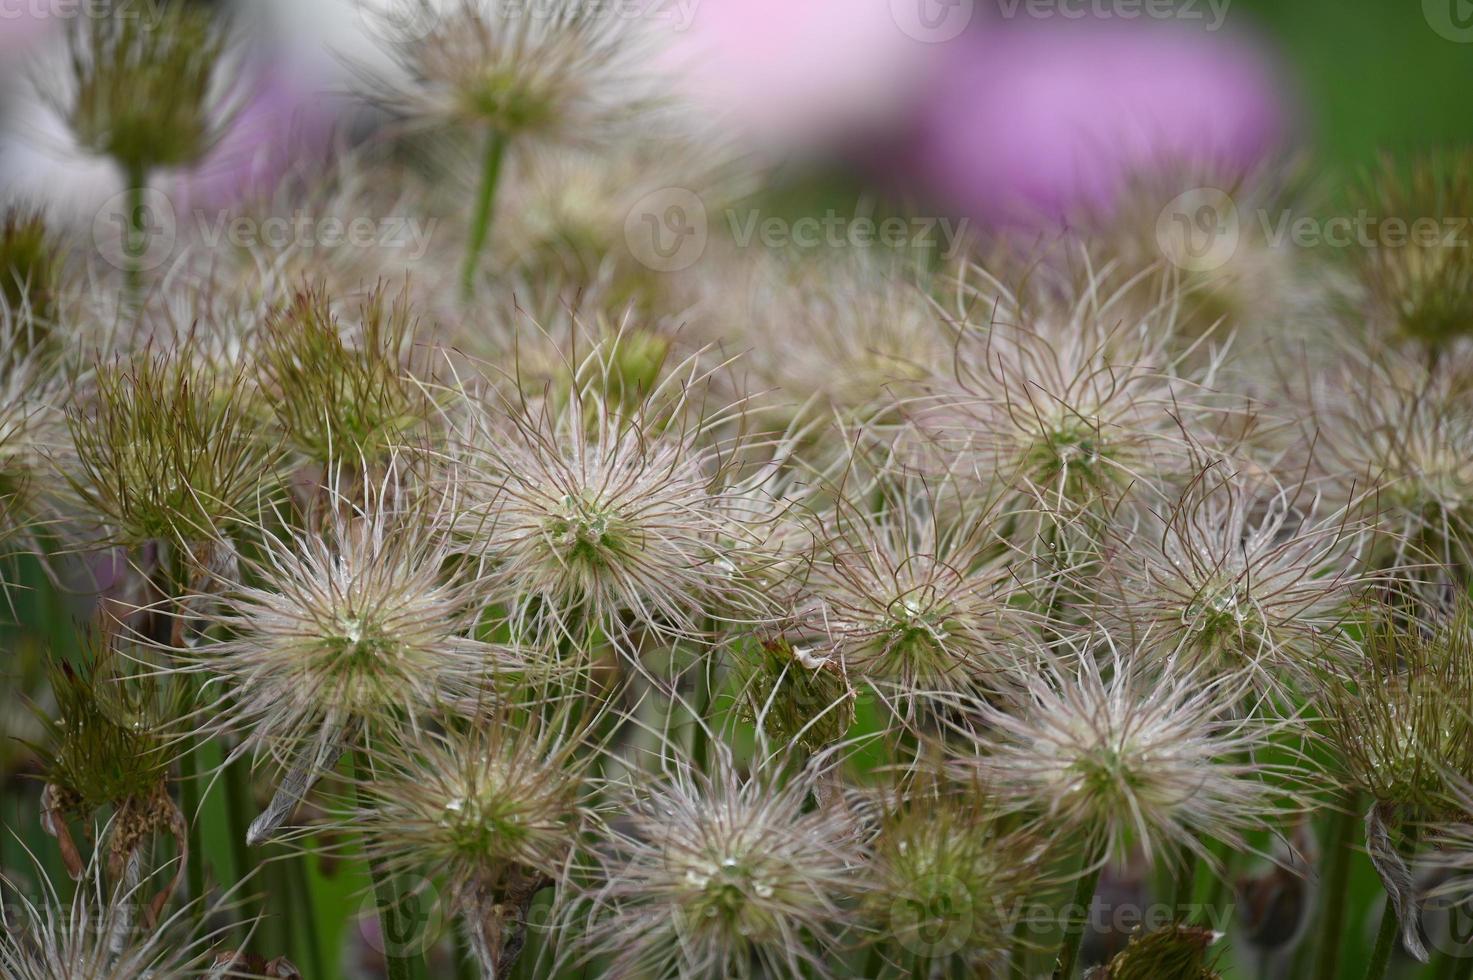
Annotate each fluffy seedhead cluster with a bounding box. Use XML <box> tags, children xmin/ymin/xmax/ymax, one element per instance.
<box><xmin>1102</xmin><ymin>459</ymin><xmax>1372</xmax><ymax>695</ymax></box>
<box><xmin>1321</xmin><ymin>599</ymin><xmax>1473</xmax><ymax>819</ymax></box>
<box><xmin>797</xmin><ymin>477</ymin><xmax>1034</xmax><ymax>707</ymax></box>
<box><xmin>372</xmin><ymin>0</ymin><xmax>655</xmax><ymax>142</ymax></box>
<box><xmin>585</xmin><ymin>757</ymin><xmax>866</xmax><ymax>979</ymax></box>
<box><xmin>64</xmin><ymin>347</ymin><xmax>277</xmax><ymax>547</ymax></box>
<box><xmin>1356</xmin><ymin>153</ymin><xmax>1473</xmax><ymax>350</ymax></box>
<box><xmin>61</xmin><ymin>2</ymin><xmax>229</xmax><ymax>176</ymax></box>
<box><xmin>449</xmin><ymin>352</ymin><xmax>769</xmax><ymax>650</ymax></box>
<box><xmin>257</xmin><ymin>285</ymin><xmax>439</xmax><ymax>470</ymax></box>
<box><xmin>8</xmin><ymin>4</ymin><xmax>1473</xmax><ymax>978</ymax></box>
<box><xmin>862</xmin><ymin>783</ymin><xmax>1045</xmax><ymax>970</ymax></box>
<box><xmin>954</xmin><ymin>648</ymin><xmax>1298</xmax><ymax>866</ymax></box>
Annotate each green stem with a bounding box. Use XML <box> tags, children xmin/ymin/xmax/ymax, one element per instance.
<box><xmin>1312</xmin><ymin>796</ymin><xmax>1359</xmax><ymax>980</ymax></box>
<box><xmin>1009</xmin><ymin>923</ymin><xmax>1030</xmax><ymax>980</ymax></box>
<box><xmin>1454</xmin><ymin>949</ymin><xmax>1473</xmax><ymax>980</ymax></box>
<box><xmin>222</xmin><ymin>755</ymin><xmax>261</xmax><ymax>945</ymax></box>
<box><xmin>354</xmin><ymin>751</ymin><xmax>419</xmax><ymax>980</ymax></box>
<box><xmin>1365</xmin><ymin>894</ymin><xmax>1401</xmax><ymax>980</ymax></box>
<box><xmin>461</xmin><ymin>128</ymin><xmax>508</xmax><ymax>298</ymax></box>
<box><xmin>285</xmin><ymin>853</ymin><xmax>325</xmax><ymax>978</ymax></box>
<box><xmin>690</xmin><ymin>659</ymin><xmax>713</xmax><ymax>772</ymax></box>
<box><xmin>1171</xmin><ymin>843</ymin><xmax>1199</xmax><ymax>918</ymax></box>
<box><xmin>176</xmin><ymin>745</ymin><xmax>205</xmax><ymax>903</ymax></box>
<box><xmin>862</xmin><ymin>944</ymin><xmax>886</xmax><ymax>979</ymax></box>
<box><xmin>1365</xmin><ymin>820</ymin><xmax>1421</xmax><ymax>980</ymax></box>
<box><xmin>124</xmin><ymin>164</ymin><xmax>148</xmax><ymax>301</ymax></box>
<box><xmin>1055</xmin><ymin>843</ymin><xmax>1106</xmax><ymax>979</ymax></box>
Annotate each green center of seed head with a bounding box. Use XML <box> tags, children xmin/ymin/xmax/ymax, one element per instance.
<box><xmin>1027</xmin><ymin>417</ymin><xmax>1119</xmax><ymax>494</ymax></box>
<box><xmin>1185</xmin><ymin>583</ymin><xmax>1257</xmax><ymax>652</ymax></box>
<box><xmin>463</xmin><ymin>67</ymin><xmax>557</xmax><ymax>133</ymax></box>
<box><xmin>441</xmin><ymin>788</ymin><xmax>529</xmax><ymax>860</ymax></box>
<box><xmin>548</xmin><ymin>494</ymin><xmax>625</xmax><ymax>564</ymax></box>
<box><xmin>1071</xmin><ymin>741</ymin><xmax>1151</xmax><ymax>809</ymax></box>
<box><xmin>685</xmin><ymin>855</ymin><xmax>779</xmax><ymax>936</ymax></box>
<box><xmin>321</xmin><ymin>615</ymin><xmax>409</xmax><ymax>705</ymax></box>
<box><xmin>882</xmin><ymin>596</ymin><xmax>955</xmax><ymax>673</ymax></box>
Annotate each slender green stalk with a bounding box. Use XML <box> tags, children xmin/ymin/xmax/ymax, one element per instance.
<box><xmin>354</xmin><ymin>751</ymin><xmax>419</xmax><ymax>980</ymax></box>
<box><xmin>1312</xmin><ymin>797</ymin><xmax>1359</xmax><ymax>980</ymax></box>
<box><xmin>222</xmin><ymin>755</ymin><xmax>261</xmax><ymax>945</ymax></box>
<box><xmin>1365</xmin><ymin>893</ymin><xmax>1401</xmax><ymax>980</ymax></box>
<box><xmin>1171</xmin><ymin>842</ymin><xmax>1199</xmax><ymax>917</ymax></box>
<box><xmin>1454</xmin><ymin>949</ymin><xmax>1473</xmax><ymax>980</ymax></box>
<box><xmin>690</xmin><ymin>658</ymin><xmax>714</xmax><ymax>772</ymax></box>
<box><xmin>1365</xmin><ymin>820</ymin><xmax>1421</xmax><ymax>980</ymax></box>
<box><xmin>175</xmin><ymin>739</ymin><xmax>205</xmax><ymax>902</ymax></box>
<box><xmin>285</xmin><ymin>853</ymin><xmax>325</xmax><ymax>978</ymax></box>
<box><xmin>461</xmin><ymin>127</ymin><xmax>508</xmax><ymax>298</ymax></box>
<box><xmin>455</xmin><ymin>923</ymin><xmax>476</xmax><ymax>980</ymax></box>
<box><xmin>1055</xmin><ymin>843</ymin><xmax>1106</xmax><ymax>979</ymax></box>
<box><xmin>1009</xmin><ymin>921</ymin><xmax>1030</xmax><ymax>980</ymax></box>
<box><xmin>124</xmin><ymin>164</ymin><xmax>148</xmax><ymax>301</ymax></box>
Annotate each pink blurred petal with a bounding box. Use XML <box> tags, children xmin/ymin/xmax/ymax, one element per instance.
<box><xmin>168</xmin><ymin>57</ymin><xmax>340</xmax><ymax>211</ymax></box>
<box><xmin>666</xmin><ymin>0</ymin><xmax>935</xmax><ymax>153</ymax></box>
<box><xmin>897</xmin><ymin>22</ymin><xmax>1292</xmax><ymax>225</ymax></box>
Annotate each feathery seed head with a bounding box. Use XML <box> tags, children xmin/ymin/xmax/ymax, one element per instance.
<box><xmin>359</xmin><ymin>718</ymin><xmax>589</xmax><ymax>902</ymax></box>
<box><xmin>917</xmin><ymin>262</ymin><xmax>1224</xmax><ymax>559</ymax></box>
<box><xmin>0</xmin><ymin>862</ymin><xmax>232</xmax><ymax>980</ymax></box>
<box><xmin>587</xmin><ymin>755</ymin><xmax>865</xmax><ymax>978</ymax></box>
<box><xmin>802</xmin><ymin>480</ymin><xmax>1034</xmax><ymax>703</ymax></box>
<box><xmin>0</xmin><ymin>205</ymin><xmax>62</xmax><ymax>333</ymax></box>
<box><xmin>954</xmin><ymin>647</ymin><xmax>1297</xmax><ymax>865</ymax></box>
<box><xmin>863</xmin><ymin>785</ymin><xmax>1045</xmax><ymax>966</ymax></box>
<box><xmin>1321</xmin><ymin>598</ymin><xmax>1473</xmax><ymax>817</ymax></box>
<box><xmin>201</xmin><ymin>489</ymin><xmax>521</xmax><ymax>758</ymax></box>
<box><xmin>1315</xmin><ymin>346</ymin><xmax>1473</xmax><ymax>573</ymax></box>
<box><xmin>257</xmin><ymin>283</ymin><xmax>438</xmax><ymax>469</ymax></box>
<box><xmin>188</xmin><ymin>478</ymin><xmax>535</xmax><ymax>846</ymax></box>
<box><xmin>453</xmin><ymin>357</ymin><xmax>768</xmax><ymax>646</ymax></box>
<box><xmin>1356</xmin><ymin>153</ymin><xmax>1473</xmax><ymax>349</ymax></box>
<box><xmin>1103</xmin><ymin>460</ymin><xmax>1371</xmax><ymax>695</ymax></box>
<box><xmin>32</xmin><ymin>636</ymin><xmax>181</xmax><ymax>820</ymax></box>
<box><xmin>62</xmin><ymin>1</ymin><xmax>230</xmax><ymax>174</ymax></box>
<box><xmin>65</xmin><ymin>347</ymin><xmax>278</xmax><ymax>547</ymax></box>
<box><xmin>372</xmin><ymin>0</ymin><xmax>656</xmax><ymax>142</ymax></box>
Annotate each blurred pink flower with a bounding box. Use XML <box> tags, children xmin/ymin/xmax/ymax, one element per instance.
<box><xmin>895</xmin><ymin>22</ymin><xmax>1291</xmax><ymax>225</ymax></box>
<box><xmin>168</xmin><ymin>56</ymin><xmax>340</xmax><ymax>210</ymax></box>
<box><xmin>0</xmin><ymin>7</ymin><xmax>56</xmax><ymax>59</ymax></box>
<box><xmin>666</xmin><ymin>0</ymin><xmax>934</xmax><ymax>153</ymax></box>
